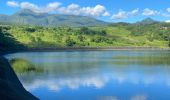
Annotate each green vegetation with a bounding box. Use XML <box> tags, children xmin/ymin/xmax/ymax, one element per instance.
<box><xmin>9</xmin><ymin>58</ymin><xmax>43</xmax><ymax>74</ymax></box>
<box><xmin>0</xmin><ymin>10</ymin><xmax>170</xmax><ymax>49</ymax></box>
<box><xmin>0</xmin><ymin>26</ymin><xmax>25</xmax><ymax>51</ymax></box>
<box><xmin>0</xmin><ymin>24</ymin><xmax>169</xmax><ymax>49</ymax></box>
<box><xmin>1</xmin><ymin>17</ymin><xmax>170</xmax><ymax>49</ymax></box>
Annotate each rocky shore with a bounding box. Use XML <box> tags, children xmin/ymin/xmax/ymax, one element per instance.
<box><xmin>0</xmin><ymin>57</ymin><xmax>38</xmax><ymax>100</ymax></box>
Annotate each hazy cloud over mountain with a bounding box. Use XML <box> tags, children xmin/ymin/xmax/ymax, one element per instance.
<box><xmin>111</xmin><ymin>9</ymin><xmax>139</xmax><ymax>19</ymax></box>
<box><xmin>142</xmin><ymin>8</ymin><xmax>160</xmax><ymax>16</ymax></box>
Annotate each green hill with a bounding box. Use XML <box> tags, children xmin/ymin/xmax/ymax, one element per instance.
<box><xmin>135</xmin><ymin>18</ymin><xmax>159</xmax><ymax>25</ymax></box>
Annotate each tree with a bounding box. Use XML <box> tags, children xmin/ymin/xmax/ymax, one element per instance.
<box><xmin>24</xmin><ymin>27</ymin><xmax>36</xmax><ymax>32</ymax></box>
<box><xmin>65</xmin><ymin>37</ymin><xmax>76</xmax><ymax>47</ymax></box>
<box><xmin>165</xmin><ymin>28</ymin><xmax>170</xmax><ymax>47</ymax></box>
<box><xmin>168</xmin><ymin>32</ymin><xmax>170</xmax><ymax>47</ymax></box>
<box><xmin>100</xmin><ymin>30</ymin><xmax>106</xmax><ymax>35</ymax></box>
<box><xmin>78</xmin><ymin>35</ymin><xmax>85</xmax><ymax>42</ymax></box>
<box><xmin>91</xmin><ymin>36</ymin><xmax>106</xmax><ymax>43</ymax></box>
<box><xmin>80</xmin><ymin>27</ymin><xmax>89</xmax><ymax>34</ymax></box>
<box><xmin>147</xmin><ymin>32</ymin><xmax>154</xmax><ymax>42</ymax></box>
<box><xmin>0</xmin><ymin>26</ymin><xmax>25</xmax><ymax>50</ymax></box>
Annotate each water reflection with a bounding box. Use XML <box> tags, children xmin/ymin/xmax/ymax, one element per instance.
<box><xmin>5</xmin><ymin>50</ymin><xmax>170</xmax><ymax>100</ymax></box>
<box><xmin>21</xmin><ymin>70</ymin><xmax>170</xmax><ymax>91</ymax></box>
<box><xmin>130</xmin><ymin>94</ymin><xmax>147</xmax><ymax>100</ymax></box>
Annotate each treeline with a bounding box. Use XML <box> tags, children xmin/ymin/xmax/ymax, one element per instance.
<box><xmin>110</xmin><ymin>22</ymin><xmax>170</xmax><ymax>47</ymax></box>
<box><xmin>0</xmin><ymin>26</ymin><xmax>25</xmax><ymax>51</ymax></box>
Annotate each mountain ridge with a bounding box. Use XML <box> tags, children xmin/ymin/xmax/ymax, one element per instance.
<box><xmin>135</xmin><ymin>17</ymin><xmax>159</xmax><ymax>25</ymax></box>
<box><xmin>0</xmin><ymin>10</ymin><xmax>163</xmax><ymax>27</ymax></box>
<box><xmin>0</xmin><ymin>9</ymin><xmax>108</xmax><ymax>27</ymax></box>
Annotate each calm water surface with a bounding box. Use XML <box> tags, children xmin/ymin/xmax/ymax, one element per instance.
<box><xmin>5</xmin><ymin>50</ymin><xmax>170</xmax><ymax>100</ymax></box>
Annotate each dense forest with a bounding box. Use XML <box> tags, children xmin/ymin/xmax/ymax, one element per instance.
<box><xmin>0</xmin><ymin>20</ymin><xmax>170</xmax><ymax>50</ymax></box>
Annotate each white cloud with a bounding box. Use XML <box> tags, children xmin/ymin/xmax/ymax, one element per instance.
<box><xmin>45</xmin><ymin>2</ymin><xmax>61</xmax><ymax>13</ymax></box>
<box><xmin>47</xmin><ymin>2</ymin><xmax>61</xmax><ymax>8</ymax></box>
<box><xmin>103</xmin><ymin>12</ymin><xmax>110</xmax><ymax>16</ymax></box>
<box><xmin>162</xmin><ymin>8</ymin><xmax>170</xmax><ymax>17</ymax></box>
<box><xmin>111</xmin><ymin>9</ymin><xmax>139</xmax><ymax>20</ymax></box>
<box><xmin>20</xmin><ymin>2</ymin><xmax>61</xmax><ymax>13</ymax></box>
<box><xmin>89</xmin><ymin>5</ymin><xmax>108</xmax><ymax>16</ymax></box>
<box><xmin>58</xmin><ymin>4</ymin><xmax>81</xmax><ymax>15</ymax></box>
<box><xmin>129</xmin><ymin>8</ymin><xmax>139</xmax><ymax>16</ymax></box>
<box><xmin>167</xmin><ymin>8</ymin><xmax>170</xmax><ymax>13</ymax></box>
<box><xmin>6</xmin><ymin>1</ymin><xmax>109</xmax><ymax>17</ymax></box>
<box><xmin>20</xmin><ymin>2</ymin><xmax>38</xmax><ymax>11</ymax></box>
<box><xmin>7</xmin><ymin>1</ymin><xmax>19</xmax><ymax>7</ymax></box>
<box><xmin>162</xmin><ymin>13</ymin><xmax>170</xmax><ymax>17</ymax></box>
<box><xmin>111</xmin><ymin>10</ymin><xmax>127</xmax><ymax>19</ymax></box>
<box><xmin>58</xmin><ymin>4</ymin><xmax>109</xmax><ymax>17</ymax></box>
<box><xmin>165</xmin><ymin>20</ymin><xmax>170</xmax><ymax>23</ymax></box>
<box><xmin>67</xmin><ymin>3</ymin><xmax>80</xmax><ymax>10</ymax></box>
<box><xmin>7</xmin><ymin>1</ymin><xmax>170</xmax><ymax>20</ymax></box>
<box><xmin>142</xmin><ymin>8</ymin><xmax>159</xmax><ymax>16</ymax></box>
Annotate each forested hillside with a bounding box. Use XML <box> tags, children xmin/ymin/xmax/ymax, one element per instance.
<box><xmin>0</xmin><ymin>19</ymin><xmax>170</xmax><ymax>49</ymax></box>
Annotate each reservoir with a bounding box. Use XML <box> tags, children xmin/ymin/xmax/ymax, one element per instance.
<box><xmin>5</xmin><ymin>50</ymin><xmax>170</xmax><ymax>100</ymax></box>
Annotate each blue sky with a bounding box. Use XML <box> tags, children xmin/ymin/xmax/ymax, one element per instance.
<box><xmin>1</xmin><ymin>0</ymin><xmax>170</xmax><ymax>22</ymax></box>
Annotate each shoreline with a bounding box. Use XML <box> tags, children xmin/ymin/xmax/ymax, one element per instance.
<box><xmin>0</xmin><ymin>47</ymin><xmax>170</xmax><ymax>57</ymax></box>
<box><xmin>1</xmin><ymin>46</ymin><xmax>170</xmax><ymax>55</ymax></box>
<box><xmin>0</xmin><ymin>57</ymin><xmax>38</xmax><ymax>100</ymax></box>
<box><xmin>0</xmin><ymin>49</ymin><xmax>39</xmax><ymax>99</ymax></box>
<box><xmin>5</xmin><ymin>46</ymin><xmax>169</xmax><ymax>54</ymax></box>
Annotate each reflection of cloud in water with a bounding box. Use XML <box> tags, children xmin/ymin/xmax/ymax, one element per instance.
<box><xmin>166</xmin><ymin>78</ymin><xmax>170</xmax><ymax>87</ymax></box>
<box><xmin>143</xmin><ymin>76</ymin><xmax>154</xmax><ymax>85</ymax></box>
<box><xmin>23</xmin><ymin>72</ymin><xmax>170</xmax><ymax>92</ymax></box>
<box><xmin>131</xmin><ymin>94</ymin><xmax>147</xmax><ymax>100</ymax></box>
<box><xmin>112</xmin><ymin>73</ymin><xmax>155</xmax><ymax>85</ymax></box>
<box><xmin>24</xmin><ymin>75</ymin><xmax>109</xmax><ymax>91</ymax></box>
<box><xmin>25</xmin><ymin>80</ymin><xmax>61</xmax><ymax>91</ymax></box>
<box><xmin>97</xmin><ymin>94</ymin><xmax>147</xmax><ymax>100</ymax></box>
<box><xmin>97</xmin><ymin>96</ymin><xmax>118</xmax><ymax>100</ymax></box>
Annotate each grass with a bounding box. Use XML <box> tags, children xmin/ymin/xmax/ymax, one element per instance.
<box><xmin>9</xmin><ymin>58</ymin><xmax>43</xmax><ymax>74</ymax></box>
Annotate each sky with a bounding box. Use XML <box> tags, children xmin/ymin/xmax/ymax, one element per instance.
<box><xmin>1</xmin><ymin>0</ymin><xmax>170</xmax><ymax>23</ymax></box>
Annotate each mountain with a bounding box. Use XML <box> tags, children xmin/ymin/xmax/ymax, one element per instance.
<box><xmin>135</xmin><ymin>18</ymin><xmax>159</xmax><ymax>25</ymax></box>
<box><xmin>0</xmin><ymin>9</ymin><xmax>108</xmax><ymax>27</ymax></box>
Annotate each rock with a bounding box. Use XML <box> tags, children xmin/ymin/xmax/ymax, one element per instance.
<box><xmin>0</xmin><ymin>57</ymin><xmax>38</xmax><ymax>100</ymax></box>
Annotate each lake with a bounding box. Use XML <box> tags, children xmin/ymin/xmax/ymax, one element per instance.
<box><xmin>5</xmin><ymin>50</ymin><xmax>170</xmax><ymax>100</ymax></box>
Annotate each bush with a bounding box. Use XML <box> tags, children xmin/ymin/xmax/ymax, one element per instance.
<box><xmin>66</xmin><ymin>37</ymin><xmax>76</xmax><ymax>47</ymax></box>
<box><xmin>24</xmin><ymin>27</ymin><xmax>36</xmax><ymax>32</ymax></box>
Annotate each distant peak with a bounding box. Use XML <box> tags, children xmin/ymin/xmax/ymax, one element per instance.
<box><xmin>142</xmin><ymin>17</ymin><xmax>155</xmax><ymax>22</ymax></box>
<box><xmin>15</xmin><ymin>9</ymin><xmax>34</xmax><ymax>14</ymax></box>
<box><xmin>14</xmin><ymin>9</ymin><xmax>48</xmax><ymax>16</ymax></box>
<box><xmin>136</xmin><ymin>17</ymin><xmax>158</xmax><ymax>25</ymax></box>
